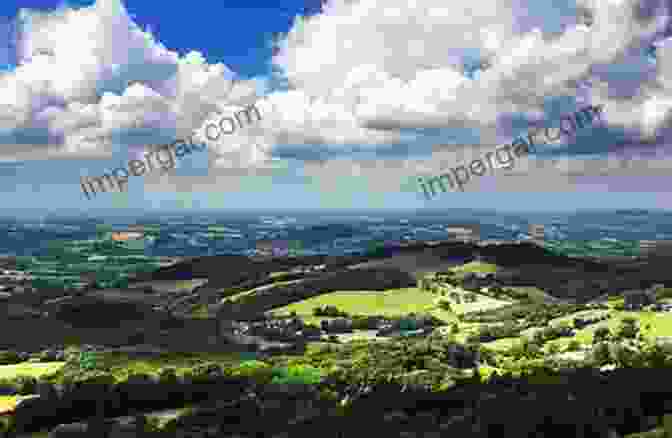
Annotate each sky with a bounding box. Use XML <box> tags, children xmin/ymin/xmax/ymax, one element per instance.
<box><xmin>1</xmin><ymin>0</ymin><xmax>672</xmax><ymax>214</ymax></box>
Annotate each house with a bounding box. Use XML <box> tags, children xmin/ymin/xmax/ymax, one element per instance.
<box><xmin>110</xmin><ymin>225</ymin><xmax>145</xmax><ymax>241</ymax></box>
<box><xmin>624</xmin><ymin>290</ymin><xmax>656</xmax><ymax>310</ymax></box>
<box><xmin>445</xmin><ymin>224</ymin><xmax>480</xmax><ymax>242</ymax></box>
<box><xmin>529</xmin><ymin>224</ymin><xmax>545</xmax><ymax>241</ymax></box>
<box><xmin>255</xmin><ymin>240</ymin><xmax>275</xmax><ymax>257</ymax></box>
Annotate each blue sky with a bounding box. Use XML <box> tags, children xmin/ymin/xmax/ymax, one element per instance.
<box><xmin>1</xmin><ymin>0</ymin><xmax>672</xmax><ymax>214</ymax></box>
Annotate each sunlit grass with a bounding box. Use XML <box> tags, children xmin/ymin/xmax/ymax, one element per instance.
<box><xmin>0</xmin><ymin>362</ymin><xmax>65</xmax><ymax>380</ymax></box>
<box><xmin>541</xmin><ymin>308</ymin><xmax>672</xmax><ymax>349</ymax></box>
<box><xmin>449</xmin><ymin>261</ymin><xmax>499</xmax><ymax>275</ymax></box>
<box><xmin>439</xmin><ymin>286</ymin><xmax>513</xmax><ymax>316</ymax></box>
<box><xmin>268</xmin><ymin>287</ymin><xmax>457</xmax><ymax>323</ymax></box>
<box><xmin>44</xmin><ymin>351</ymin><xmax>250</xmax><ymax>384</ymax></box>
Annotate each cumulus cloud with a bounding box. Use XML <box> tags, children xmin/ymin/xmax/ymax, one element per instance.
<box><xmin>241</xmin><ymin>0</ymin><xmax>672</xmax><ymax>189</ymax></box>
<box><xmin>4</xmin><ymin>0</ymin><xmax>672</xmax><ymax>193</ymax></box>
<box><xmin>0</xmin><ymin>0</ymin><xmax>251</xmax><ymax>161</ymax></box>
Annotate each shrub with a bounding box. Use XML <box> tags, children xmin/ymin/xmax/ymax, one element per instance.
<box><xmin>437</xmin><ymin>300</ymin><xmax>453</xmax><ymax>311</ymax></box>
<box><xmin>611</xmin><ymin>343</ymin><xmax>640</xmax><ymax>368</ymax></box>
<box><xmin>351</xmin><ymin>316</ymin><xmax>382</xmax><ymax>330</ymax></box>
<box><xmin>191</xmin><ymin>362</ymin><xmax>222</xmax><ymax>380</ymax></box>
<box><xmin>14</xmin><ymin>376</ymin><xmax>37</xmax><ymax>395</ymax></box>
<box><xmin>0</xmin><ymin>350</ymin><xmax>22</xmax><ymax>365</ymax></box>
<box><xmin>591</xmin><ymin>342</ymin><xmax>612</xmax><ymax>366</ymax></box>
<box><xmin>566</xmin><ymin>340</ymin><xmax>582</xmax><ymax>352</ymax></box>
<box><xmin>464</xmin><ymin>293</ymin><xmax>478</xmax><ymax>303</ymax></box>
<box><xmin>158</xmin><ymin>367</ymin><xmax>178</xmax><ymax>383</ymax></box>
<box><xmin>593</xmin><ymin>327</ymin><xmax>611</xmax><ymax>344</ymax></box>
<box><xmin>232</xmin><ymin>360</ymin><xmax>274</xmax><ymax>383</ymax></box>
<box><xmin>39</xmin><ymin>349</ymin><xmax>58</xmax><ymax>362</ymax></box>
<box><xmin>655</xmin><ymin>287</ymin><xmax>672</xmax><ymax>300</ymax></box>
<box><xmin>0</xmin><ymin>416</ymin><xmax>15</xmax><ymax>434</ymax></box>
<box><xmin>617</xmin><ymin>317</ymin><xmax>639</xmax><ymax>339</ymax></box>
<box><xmin>470</xmin><ymin>321</ymin><xmax>523</xmax><ymax>343</ymax></box>
<box><xmin>546</xmin><ymin>342</ymin><xmax>561</xmax><ymax>355</ymax></box>
<box><xmin>271</xmin><ymin>364</ymin><xmax>323</xmax><ymax>385</ymax></box>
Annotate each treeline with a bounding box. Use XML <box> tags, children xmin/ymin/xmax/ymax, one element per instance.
<box><xmin>462</xmin><ymin>302</ymin><xmax>586</xmax><ymax>325</ymax></box>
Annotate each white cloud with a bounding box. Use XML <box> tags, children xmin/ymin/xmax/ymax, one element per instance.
<box><xmin>3</xmin><ymin>0</ymin><xmax>672</xmax><ymax>192</ymax></box>
<box><xmin>0</xmin><ymin>0</ymin><xmax>251</xmax><ymax>160</ymax></box>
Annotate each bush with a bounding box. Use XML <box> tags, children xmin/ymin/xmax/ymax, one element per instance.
<box><xmin>566</xmin><ymin>340</ymin><xmax>582</xmax><ymax>352</ymax></box>
<box><xmin>591</xmin><ymin>342</ymin><xmax>612</xmax><ymax>366</ymax></box>
<box><xmin>14</xmin><ymin>376</ymin><xmax>37</xmax><ymax>395</ymax></box>
<box><xmin>158</xmin><ymin>367</ymin><xmax>178</xmax><ymax>383</ymax></box>
<box><xmin>546</xmin><ymin>342</ymin><xmax>561</xmax><ymax>355</ymax></box>
<box><xmin>0</xmin><ymin>350</ymin><xmax>22</xmax><ymax>365</ymax></box>
<box><xmin>351</xmin><ymin>316</ymin><xmax>383</xmax><ymax>330</ymax></box>
<box><xmin>271</xmin><ymin>364</ymin><xmax>323</xmax><ymax>385</ymax></box>
<box><xmin>232</xmin><ymin>360</ymin><xmax>274</xmax><ymax>383</ymax></box>
<box><xmin>127</xmin><ymin>331</ymin><xmax>146</xmax><ymax>345</ymax></box>
<box><xmin>39</xmin><ymin>349</ymin><xmax>58</xmax><ymax>362</ymax></box>
<box><xmin>593</xmin><ymin>327</ymin><xmax>611</xmax><ymax>344</ymax></box>
<box><xmin>617</xmin><ymin>317</ymin><xmax>639</xmax><ymax>339</ymax></box>
<box><xmin>654</xmin><ymin>287</ymin><xmax>672</xmax><ymax>300</ymax></box>
<box><xmin>437</xmin><ymin>300</ymin><xmax>453</xmax><ymax>311</ymax></box>
<box><xmin>191</xmin><ymin>362</ymin><xmax>222</xmax><ymax>380</ymax></box>
<box><xmin>313</xmin><ymin>305</ymin><xmax>348</xmax><ymax>317</ymax></box>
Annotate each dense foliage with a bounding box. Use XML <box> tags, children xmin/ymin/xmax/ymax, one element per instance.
<box><xmin>462</xmin><ymin>302</ymin><xmax>586</xmax><ymax>326</ymax></box>
<box><xmin>313</xmin><ymin>305</ymin><xmax>349</xmax><ymax>317</ymax></box>
<box><xmin>0</xmin><ymin>351</ymin><xmax>22</xmax><ymax>366</ymax></box>
<box><xmin>468</xmin><ymin>322</ymin><xmax>524</xmax><ymax>343</ymax></box>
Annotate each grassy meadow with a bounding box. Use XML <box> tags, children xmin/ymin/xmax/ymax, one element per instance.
<box><xmin>268</xmin><ymin>287</ymin><xmax>458</xmax><ymax>324</ymax></box>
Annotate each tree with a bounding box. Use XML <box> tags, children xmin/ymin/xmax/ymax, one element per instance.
<box><xmin>617</xmin><ymin>317</ymin><xmax>639</xmax><ymax>340</ymax></box>
<box><xmin>591</xmin><ymin>342</ymin><xmax>611</xmax><ymax>366</ymax></box>
<box><xmin>465</xmin><ymin>293</ymin><xmax>478</xmax><ymax>303</ymax></box>
<box><xmin>438</xmin><ymin>300</ymin><xmax>452</xmax><ymax>311</ymax></box>
<box><xmin>593</xmin><ymin>327</ymin><xmax>611</xmax><ymax>344</ymax></box>
<box><xmin>566</xmin><ymin>339</ymin><xmax>582</xmax><ymax>352</ymax></box>
<box><xmin>546</xmin><ymin>342</ymin><xmax>561</xmax><ymax>355</ymax></box>
<box><xmin>532</xmin><ymin>329</ymin><xmax>545</xmax><ymax>345</ymax></box>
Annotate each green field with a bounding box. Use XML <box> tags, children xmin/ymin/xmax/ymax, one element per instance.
<box><xmin>440</xmin><ymin>286</ymin><xmax>513</xmax><ymax>316</ymax></box>
<box><xmin>51</xmin><ymin>351</ymin><xmax>247</xmax><ymax>383</ymax></box>
<box><xmin>0</xmin><ymin>362</ymin><xmax>65</xmax><ymax>380</ymax></box>
<box><xmin>449</xmin><ymin>261</ymin><xmax>499</xmax><ymax>275</ymax></box>
<box><xmin>268</xmin><ymin>287</ymin><xmax>457</xmax><ymax>323</ymax></box>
